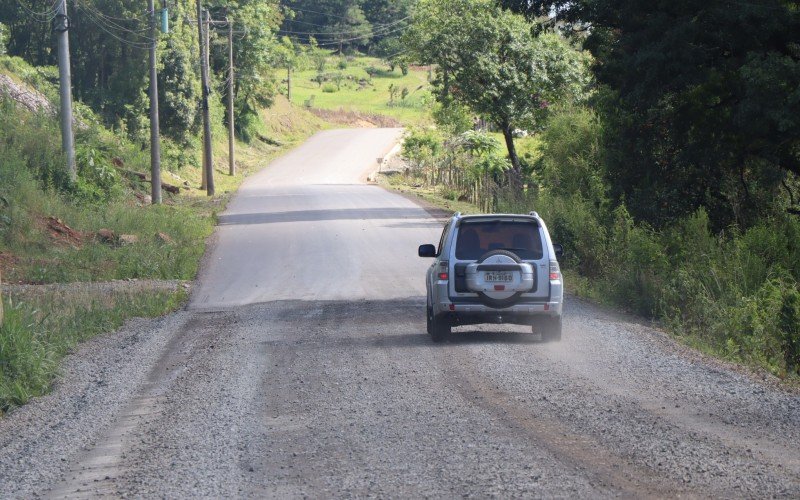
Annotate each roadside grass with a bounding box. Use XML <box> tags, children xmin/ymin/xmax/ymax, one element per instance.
<box><xmin>380</xmin><ymin>171</ymin><xmax>482</xmax><ymax>216</ymax></box>
<box><xmin>1</xmin><ymin>95</ymin><xmax>323</xmax><ymax>284</ymax></box>
<box><xmin>290</xmin><ymin>55</ymin><xmax>433</xmax><ymax>126</ymax></box>
<box><xmin>0</xmin><ymin>60</ymin><xmax>326</xmax><ymax>414</ymax></box>
<box><xmin>0</xmin><ymin>287</ymin><xmax>186</xmax><ymax>414</ymax></box>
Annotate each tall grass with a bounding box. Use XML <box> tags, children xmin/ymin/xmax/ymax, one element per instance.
<box><xmin>534</xmin><ymin>193</ymin><xmax>800</xmax><ymax>378</ymax></box>
<box><xmin>498</xmin><ymin>105</ymin><xmax>800</xmax><ymax>378</ymax></box>
<box><xmin>0</xmin><ymin>289</ymin><xmax>186</xmax><ymax>413</ymax></box>
<box><xmin>0</xmin><ymin>96</ymin><xmax>214</xmax><ymax>284</ymax></box>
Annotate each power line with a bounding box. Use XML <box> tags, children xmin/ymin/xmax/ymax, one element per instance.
<box><xmin>281</xmin><ymin>14</ymin><xmax>412</xmax><ymax>33</ymax></box>
<box><xmin>278</xmin><ymin>15</ymin><xmax>411</xmax><ymax>37</ymax></box>
<box><xmin>77</xmin><ymin>4</ymin><xmax>154</xmax><ymax>50</ymax></box>
<box><xmin>311</xmin><ymin>24</ymin><xmax>409</xmax><ymax>47</ymax></box>
<box><xmin>79</xmin><ymin>3</ymin><xmax>152</xmax><ymax>39</ymax></box>
<box><xmin>13</xmin><ymin>0</ymin><xmax>60</xmax><ymax>22</ymax></box>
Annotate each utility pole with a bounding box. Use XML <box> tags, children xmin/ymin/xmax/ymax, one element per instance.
<box><xmin>54</xmin><ymin>0</ymin><xmax>76</xmax><ymax>181</ymax></box>
<box><xmin>287</xmin><ymin>67</ymin><xmax>291</xmax><ymax>102</ymax></box>
<box><xmin>227</xmin><ymin>17</ymin><xmax>235</xmax><ymax>176</ymax></box>
<box><xmin>204</xmin><ymin>9</ymin><xmax>211</xmax><ymax>71</ymax></box>
<box><xmin>148</xmin><ymin>0</ymin><xmax>162</xmax><ymax>204</ymax></box>
<box><xmin>196</xmin><ymin>0</ymin><xmax>214</xmax><ymax>195</ymax></box>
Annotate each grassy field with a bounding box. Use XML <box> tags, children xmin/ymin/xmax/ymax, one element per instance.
<box><xmin>0</xmin><ymin>286</ymin><xmax>186</xmax><ymax>413</ymax></box>
<box><xmin>289</xmin><ymin>55</ymin><xmax>433</xmax><ymax>126</ymax></box>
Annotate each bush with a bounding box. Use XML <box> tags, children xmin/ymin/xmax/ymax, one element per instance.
<box><xmin>537</xmin><ymin>106</ymin><xmax>605</xmax><ymax>204</ymax></box>
<box><xmin>73</xmin><ymin>146</ymin><xmax>124</xmax><ymax>203</ymax></box>
<box><xmin>780</xmin><ymin>288</ymin><xmax>800</xmax><ymax>374</ymax></box>
<box><xmin>321</xmin><ymin>83</ymin><xmax>337</xmax><ymax>93</ymax></box>
<box><xmin>432</xmin><ymin>101</ymin><xmax>473</xmax><ymax>135</ymax></box>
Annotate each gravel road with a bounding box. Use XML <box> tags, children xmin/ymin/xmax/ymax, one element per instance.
<box><xmin>1</xmin><ymin>129</ymin><xmax>798</xmax><ymax>498</ymax></box>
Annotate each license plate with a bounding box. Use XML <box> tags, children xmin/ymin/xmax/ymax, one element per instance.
<box><xmin>485</xmin><ymin>272</ymin><xmax>513</xmax><ymax>282</ymax></box>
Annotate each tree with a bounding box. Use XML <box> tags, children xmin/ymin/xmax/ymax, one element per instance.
<box><xmin>521</xmin><ymin>0</ymin><xmax>800</xmax><ymax>228</ymax></box>
<box><xmin>281</xmin><ymin>0</ymin><xmax>371</xmax><ymax>52</ymax></box>
<box><xmin>215</xmin><ymin>0</ymin><xmax>282</xmax><ymax>141</ymax></box>
<box><xmin>275</xmin><ymin>36</ymin><xmax>306</xmax><ymax>101</ymax></box>
<box><xmin>405</xmin><ymin>0</ymin><xmax>591</xmax><ymax>187</ymax></box>
<box><xmin>329</xmin><ymin>4</ymin><xmax>371</xmax><ymax>53</ymax></box>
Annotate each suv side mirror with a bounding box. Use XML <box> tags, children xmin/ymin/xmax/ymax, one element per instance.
<box><xmin>418</xmin><ymin>244</ymin><xmax>436</xmax><ymax>257</ymax></box>
<box><xmin>553</xmin><ymin>243</ymin><xmax>564</xmax><ymax>260</ymax></box>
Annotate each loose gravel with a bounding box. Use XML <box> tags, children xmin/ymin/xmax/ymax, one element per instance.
<box><xmin>1</xmin><ymin>296</ymin><xmax>798</xmax><ymax>498</ymax></box>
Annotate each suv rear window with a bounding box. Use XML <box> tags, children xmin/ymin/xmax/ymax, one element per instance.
<box><xmin>455</xmin><ymin>220</ymin><xmax>543</xmax><ymax>260</ymax></box>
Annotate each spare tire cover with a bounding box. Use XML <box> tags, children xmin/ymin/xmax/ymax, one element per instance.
<box><xmin>474</xmin><ymin>250</ymin><xmax>523</xmax><ymax>308</ymax></box>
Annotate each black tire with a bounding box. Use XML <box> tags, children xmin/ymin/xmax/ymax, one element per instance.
<box><xmin>475</xmin><ymin>249</ymin><xmax>524</xmax><ymax>309</ymax></box>
<box><xmin>428</xmin><ymin>305</ymin><xmax>450</xmax><ymax>342</ymax></box>
<box><xmin>538</xmin><ymin>316</ymin><xmax>562</xmax><ymax>342</ymax></box>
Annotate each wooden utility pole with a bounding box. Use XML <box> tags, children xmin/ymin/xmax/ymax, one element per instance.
<box><xmin>196</xmin><ymin>1</ymin><xmax>214</xmax><ymax>195</ymax></box>
<box><xmin>148</xmin><ymin>0</ymin><xmax>162</xmax><ymax>204</ymax></box>
<box><xmin>287</xmin><ymin>67</ymin><xmax>291</xmax><ymax>102</ymax></box>
<box><xmin>54</xmin><ymin>0</ymin><xmax>76</xmax><ymax>181</ymax></box>
<box><xmin>227</xmin><ymin>17</ymin><xmax>235</xmax><ymax>176</ymax></box>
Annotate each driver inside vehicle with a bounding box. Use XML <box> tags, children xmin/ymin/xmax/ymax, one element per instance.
<box><xmin>458</xmin><ymin>227</ymin><xmax>482</xmax><ymax>257</ymax></box>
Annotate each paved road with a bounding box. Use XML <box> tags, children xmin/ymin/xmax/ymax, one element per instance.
<box><xmin>1</xmin><ymin>129</ymin><xmax>799</xmax><ymax>498</ymax></box>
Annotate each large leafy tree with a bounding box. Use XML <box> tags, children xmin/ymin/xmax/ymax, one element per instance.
<box><xmin>405</xmin><ymin>0</ymin><xmax>590</xmax><ymax>186</ymax></box>
<box><xmin>514</xmin><ymin>0</ymin><xmax>800</xmax><ymax>228</ymax></box>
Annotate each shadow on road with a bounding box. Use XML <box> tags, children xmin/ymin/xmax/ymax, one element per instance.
<box><xmin>218</xmin><ymin>207</ymin><xmax>430</xmax><ymax>226</ymax></box>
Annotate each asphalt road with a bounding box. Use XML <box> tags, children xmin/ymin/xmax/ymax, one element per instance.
<box><xmin>1</xmin><ymin>129</ymin><xmax>799</xmax><ymax>498</ymax></box>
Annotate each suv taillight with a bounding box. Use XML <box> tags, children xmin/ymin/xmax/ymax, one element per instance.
<box><xmin>438</xmin><ymin>261</ymin><xmax>449</xmax><ymax>281</ymax></box>
<box><xmin>549</xmin><ymin>259</ymin><xmax>561</xmax><ymax>281</ymax></box>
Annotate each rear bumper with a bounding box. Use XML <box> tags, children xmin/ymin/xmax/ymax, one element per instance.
<box><xmin>433</xmin><ymin>300</ymin><xmax>562</xmax><ymax>327</ymax></box>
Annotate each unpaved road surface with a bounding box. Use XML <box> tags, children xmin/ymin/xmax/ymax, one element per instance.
<box><xmin>1</xmin><ymin>129</ymin><xmax>799</xmax><ymax>498</ymax></box>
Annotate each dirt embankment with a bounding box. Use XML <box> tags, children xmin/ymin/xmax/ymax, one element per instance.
<box><xmin>0</xmin><ymin>73</ymin><xmax>54</xmax><ymax>115</ymax></box>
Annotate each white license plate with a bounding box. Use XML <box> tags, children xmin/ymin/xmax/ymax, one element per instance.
<box><xmin>485</xmin><ymin>272</ymin><xmax>513</xmax><ymax>282</ymax></box>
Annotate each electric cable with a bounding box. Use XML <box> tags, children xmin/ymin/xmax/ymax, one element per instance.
<box><xmin>277</xmin><ymin>15</ymin><xmax>411</xmax><ymax>37</ymax></box>
<box><xmin>13</xmin><ymin>0</ymin><xmax>60</xmax><ymax>22</ymax></box>
<box><xmin>76</xmin><ymin>4</ymin><xmax>154</xmax><ymax>49</ymax></box>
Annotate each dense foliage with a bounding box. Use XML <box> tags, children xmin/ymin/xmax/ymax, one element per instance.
<box><xmin>280</xmin><ymin>0</ymin><xmax>414</xmax><ymax>53</ymax></box>
<box><xmin>0</xmin><ymin>0</ymin><xmax>283</xmax><ymax>150</ymax></box>
<box><xmin>504</xmin><ymin>0</ymin><xmax>800</xmax><ymax>229</ymax></box>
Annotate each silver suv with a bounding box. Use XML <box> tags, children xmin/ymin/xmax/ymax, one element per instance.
<box><xmin>418</xmin><ymin>212</ymin><xmax>564</xmax><ymax>342</ymax></box>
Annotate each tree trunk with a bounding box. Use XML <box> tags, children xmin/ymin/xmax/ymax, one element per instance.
<box><xmin>500</xmin><ymin>122</ymin><xmax>523</xmax><ymax>192</ymax></box>
<box><xmin>287</xmin><ymin>68</ymin><xmax>292</xmax><ymax>102</ymax></box>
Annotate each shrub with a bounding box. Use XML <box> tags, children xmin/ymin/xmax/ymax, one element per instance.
<box><xmin>779</xmin><ymin>287</ymin><xmax>800</xmax><ymax>374</ymax></box>
<box><xmin>432</xmin><ymin>101</ymin><xmax>473</xmax><ymax>135</ymax></box>
<box><xmin>73</xmin><ymin>146</ymin><xmax>124</xmax><ymax>203</ymax></box>
<box><xmin>537</xmin><ymin>105</ymin><xmax>605</xmax><ymax>204</ymax></box>
<box><xmin>322</xmin><ymin>83</ymin><xmax>337</xmax><ymax>93</ymax></box>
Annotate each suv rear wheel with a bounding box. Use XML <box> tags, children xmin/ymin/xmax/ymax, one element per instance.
<box><xmin>427</xmin><ymin>303</ymin><xmax>450</xmax><ymax>342</ymax></box>
<box><xmin>536</xmin><ymin>316</ymin><xmax>562</xmax><ymax>342</ymax></box>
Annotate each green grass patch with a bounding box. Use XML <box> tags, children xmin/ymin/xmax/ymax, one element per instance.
<box><xmin>290</xmin><ymin>55</ymin><xmax>433</xmax><ymax>126</ymax></box>
<box><xmin>0</xmin><ymin>287</ymin><xmax>186</xmax><ymax>414</ymax></box>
